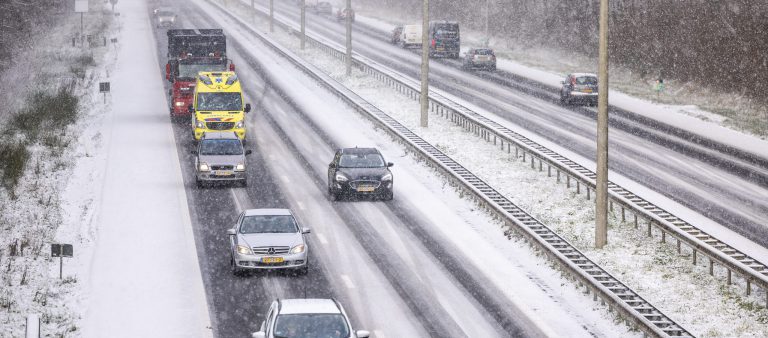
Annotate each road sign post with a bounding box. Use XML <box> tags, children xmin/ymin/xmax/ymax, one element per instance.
<box><xmin>51</xmin><ymin>244</ymin><xmax>73</xmax><ymax>279</ymax></box>
<box><xmin>419</xmin><ymin>0</ymin><xmax>429</xmax><ymax>127</ymax></box>
<box><xmin>75</xmin><ymin>0</ymin><xmax>88</xmax><ymax>45</ymax></box>
<box><xmin>99</xmin><ymin>82</ymin><xmax>110</xmax><ymax>103</ymax></box>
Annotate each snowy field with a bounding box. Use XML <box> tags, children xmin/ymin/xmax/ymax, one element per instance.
<box><xmin>215</xmin><ymin>1</ymin><xmax>768</xmax><ymax>336</ymax></box>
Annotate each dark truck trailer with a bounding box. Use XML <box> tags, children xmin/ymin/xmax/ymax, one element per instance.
<box><xmin>165</xmin><ymin>29</ymin><xmax>233</xmax><ymax>118</ymax></box>
<box><xmin>428</xmin><ymin>21</ymin><xmax>460</xmax><ymax>59</ymax></box>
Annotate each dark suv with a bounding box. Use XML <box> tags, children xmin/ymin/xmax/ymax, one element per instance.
<box><xmin>327</xmin><ymin>148</ymin><xmax>394</xmax><ymax>201</ymax></box>
<box><xmin>560</xmin><ymin>73</ymin><xmax>598</xmax><ymax>106</ymax></box>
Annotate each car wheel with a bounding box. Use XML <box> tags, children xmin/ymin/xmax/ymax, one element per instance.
<box><xmin>490</xmin><ymin>65</ymin><xmax>496</xmax><ymax>71</ymax></box>
<box><xmin>196</xmin><ymin>179</ymin><xmax>204</xmax><ymax>189</ymax></box>
<box><xmin>241</xmin><ymin>179</ymin><xmax>248</xmax><ymax>188</ymax></box>
<box><xmin>328</xmin><ymin>188</ymin><xmax>338</xmax><ymax>201</ymax></box>
<box><xmin>231</xmin><ymin>256</ymin><xmax>244</xmax><ymax>276</ymax></box>
<box><xmin>384</xmin><ymin>191</ymin><xmax>394</xmax><ymax>201</ymax></box>
<box><xmin>296</xmin><ymin>265</ymin><xmax>309</xmax><ymax>276</ymax></box>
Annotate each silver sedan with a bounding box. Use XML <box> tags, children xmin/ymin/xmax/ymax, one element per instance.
<box><xmin>228</xmin><ymin>209</ymin><xmax>310</xmax><ymax>275</ymax></box>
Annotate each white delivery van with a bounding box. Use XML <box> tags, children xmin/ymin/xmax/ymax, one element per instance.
<box><xmin>399</xmin><ymin>24</ymin><xmax>422</xmax><ymax>48</ymax></box>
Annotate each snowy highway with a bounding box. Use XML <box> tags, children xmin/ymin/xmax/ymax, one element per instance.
<box><xmin>146</xmin><ymin>0</ymin><xmax>636</xmax><ymax>336</ymax></box>
<box><xmin>240</xmin><ymin>0</ymin><xmax>768</xmax><ymax>247</ymax></box>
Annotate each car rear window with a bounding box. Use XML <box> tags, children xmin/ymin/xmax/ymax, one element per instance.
<box><xmin>576</xmin><ymin>76</ymin><xmax>597</xmax><ymax>85</ymax></box>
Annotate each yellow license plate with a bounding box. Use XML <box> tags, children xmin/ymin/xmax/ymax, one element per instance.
<box><xmin>215</xmin><ymin>171</ymin><xmax>232</xmax><ymax>176</ymax></box>
<box><xmin>357</xmin><ymin>186</ymin><xmax>375</xmax><ymax>192</ymax></box>
<box><xmin>262</xmin><ymin>257</ymin><xmax>284</xmax><ymax>263</ymax></box>
<box><xmin>582</xmin><ymin>89</ymin><xmax>593</xmax><ymax>93</ymax></box>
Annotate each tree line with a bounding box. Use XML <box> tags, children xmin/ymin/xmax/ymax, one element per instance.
<box><xmin>0</xmin><ymin>0</ymin><xmax>68</xmax><ymax>70</ymax></box>
<box><xmin>359</xmin><ymin>0</ymin><xmax>768</xmax><ymax>102</ymax></box>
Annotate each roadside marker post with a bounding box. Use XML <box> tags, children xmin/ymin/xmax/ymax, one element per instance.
<box><xmin>50</xmin><ymin>244</ymin><xmax>73</xmax><ymax>279</ymax></box>
<box><xmin>100</xmin><ymin>82</ymin><xmax>110</xmax><ymax>103</ymax></box>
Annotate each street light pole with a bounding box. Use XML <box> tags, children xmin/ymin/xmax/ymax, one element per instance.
<box><xmin>269</xmin><ymin>0</ymin><xmax>274</xmax><ymax>32</ymax></box>
<box><xmin>419</xmin><ymin>0</ymin><xmax>429</xmax><ymax>127</ymax></box>
<box><xmin>300</xmin><ymin>0</ymin><xmax>306</xmax><ymax>49</ymax></box>
<box><xmin>595</xmin><ymin>0</ymin><xmax>609</xmax><ymax>248</ymax></box>
<box><xmin>345</xmin><ymin>0</ymin><xmax>352</xmax><ymax>76</ymax></box>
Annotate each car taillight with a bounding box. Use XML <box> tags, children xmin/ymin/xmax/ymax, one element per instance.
<box><xmin>431</xmin><ymin>39</ymin><xmax>436</xmax><ymax>47</ymax></box>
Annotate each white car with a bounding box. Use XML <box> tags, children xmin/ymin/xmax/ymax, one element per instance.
<box><xmin>252</xmin><ymin>299</ymin><xmax>370</xmax><ymax>338</ymax></box>
<box><xmin>155</xmin><ymin>8</ymin><xmax>177</xmax><ymax>28</ymax></box>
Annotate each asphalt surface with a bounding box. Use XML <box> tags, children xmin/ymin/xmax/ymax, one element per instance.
<box><xmin>246</xmin><ymin>0</ymin><xmax>768</xmax><ymax>247</ymax></box>
<box><xmin>145</xmin><ymin>0</ymin><xmax>552</xmax><ymax>337</ymax></box>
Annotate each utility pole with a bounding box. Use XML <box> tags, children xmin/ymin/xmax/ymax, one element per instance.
<box><xmin>595</xmin><ymin>0</ymin><xmax>609</xmax><ymax>248</ymax></box>
<box><xmin>345</xmin><ymin>0</ymin><xmax>352</xmax><ymax>76</ymax></box>
<box><xmin>300</xmin><ymin>0</ymin><xmax>306</xmax><ymax>49</ymax></box>
<box><xmin>269</xmin><ymin>0</ymin><xmax>274</xmax><ymax>32</ymax></box>
<box><xmin>419</xmin><ymin>0</ymin><xmax>429</xmax><ymax>127</ymax></box>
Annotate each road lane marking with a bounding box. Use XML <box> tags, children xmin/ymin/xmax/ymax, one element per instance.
<box><xmin>316</xmin><ymin>233</ymin><xmax>329</xmax><ymax>245</ymax></box>
<box><xmin>296</xmin><ymin>201</ymin><xmax>306</xmax><ymax>210</ymax></box>
<box><xmin>374</xmin><ymin>330</ymin><xmax>386</xmax><ymax>338</ymax></box>
<box><xmin>340</xmin><ymin>274</ymin><xmax>356</xmax><ymax>289</ymax></box>
<box><xmin>280</xmin><ymin>175</ymin><xmax>290</xmax><ymax>183</ymax></box>
<box><xmin>230</xmin><ymin>189</ymin><xmax>244</xmax><ymax>212</ymax></box>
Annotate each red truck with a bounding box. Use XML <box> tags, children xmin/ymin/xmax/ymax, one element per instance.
<box><xmin>165</xmin><ymin>29</ymin><xmax>233</xmax><ymax>118</ymax></box>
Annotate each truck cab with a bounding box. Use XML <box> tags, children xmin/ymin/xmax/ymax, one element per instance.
<box><xmin>166</xmin><ymin>29</ymin><xmax>234</xmax><ymax>118</ymax></box>
<box><xmin>190</xmin><ymin>71</ymin><xmax>250</xmax><ymax>142</ymax></box>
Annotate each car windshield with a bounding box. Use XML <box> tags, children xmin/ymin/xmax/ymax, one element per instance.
<box><xmin>240</xmin><ymin>215</ymin><xmax>298</xmax><ymax>234</ymax></box>
<box><xmin>199</xmin><ymin>139</ymin><xmax>242</xmax><ymax>156</ymax></box>
<box><xmin>339</xmin><ymin>153</ymin><xmax>385</xmax><ymax>168</ymax></box>
<box><xmin>575</xmin><ymin>76</ymin><xmax>597</xmax><ymax>85</ymax></box>
<box><xmin>196</xmin><ymin>92</ymin><xmax>242</xmax><ymax>111</ymax></box>
<box><xmin>178</xmin><ymin>63</ymin><xmax>227</xmax><ymax>78</ymax></box>
<box><xmin>273</xmin><ymin>314</ymin><xmax>350</xmax><ymax>338</ymax></box>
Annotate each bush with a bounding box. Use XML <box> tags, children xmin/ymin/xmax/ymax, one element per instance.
<box><xmin>0</xmin><ymin>142</ymin><xmax>30</xmax><ymax>190</ymax></box>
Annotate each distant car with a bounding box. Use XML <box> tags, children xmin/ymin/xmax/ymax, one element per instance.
<box><xmin>328</xmin><ymin>147</ymin><xmax>394</xmax><ymax>201</ymax></box>
<box><xmin>560</xmin><ymin>73</ymin><xmax>598</xmax><ymax>106</ymax></box>
<box><xmin>399</xmin><ymin>24</ymin><xmax>422</xmax><ymax>48</ymax></box>
<box><xmin>252</xmin><ymin>299</ymin><xmax>370</xmax><ymax>338</ymax></box>
<box><xmin>192</xmin><ymin>132</ymin><xmax>251</xmax><ymax>187</ymax></box>
<box><xmin>462</xmin><ymin>48</ymin><xmax>496</xmax><ymax>71</ymax></box>
<box><xmin>228</xmin><ymin>209</ymin><xmax>310</xmax><ymax>275</ymax></box>
<box><xmin>336</xmin><ymin>7</ymin><xmax>355</xmax><ymax>22</ymax></box>
<box><xmin>391</xmin><ymin>25</ymin><xmax>403</xmax><ymax>44</ymax></box>
<box><xmin>155</xmin><ymin>9</ymin><xmax>177</xmax><ymax>28</ymax></box>
<box><xmin>314</xmin><ymin>2</ymin><xmax>333</xmax><ymax>15</ymax></box>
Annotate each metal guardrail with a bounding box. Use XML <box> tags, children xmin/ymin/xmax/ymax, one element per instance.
<box><xmin>239</xmin><ymin>0</ymin><xmax>768</xmax><ymax>308</ymax></box>
<box><xmin>200</xmin><ymin>1</ymin><xmax>694</xmax><ymax>336</ymax></box>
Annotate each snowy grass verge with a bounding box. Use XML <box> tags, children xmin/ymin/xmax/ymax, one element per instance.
<box><xmin>217</xmin><ymin>2</ymin><xmax>768</xmax><ymax>336</ymax></box>
<box><xmin>0</xmin><ymin>0</ymin><xmax>117</xmax><ymax>335</ymax></box>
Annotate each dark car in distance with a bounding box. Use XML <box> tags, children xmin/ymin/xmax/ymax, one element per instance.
<box><xmin>391</xmin><ymin>25</ymin><xmax>403</xmax><ymax>44</ymax></box>
<box><xmin>560</xmin><ymin>73</ymin><xmax>598</xmax><ymax>106</ymax></box>
<box><xmin>328</xmin><ymin>148</ymin><xmax>393</xmax><ymax>201</ymax></box>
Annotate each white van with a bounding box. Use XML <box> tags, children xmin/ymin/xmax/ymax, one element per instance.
<box><xmin>399</xmin><ymin>24</ymin><xmax>422</xmax><ymax>48</ymax></box>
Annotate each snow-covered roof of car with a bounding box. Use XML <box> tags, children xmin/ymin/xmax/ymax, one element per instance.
<box><xmin>279</xmin><ymin>299</ymin><xmax>341</xmax><ymax>315</ymax></box>
<box><xmin>244</xmin><ymin>209</ymin><xmax>293</xmax><ymax>216</ymax></box>
<box><xmin>570</xmin><ymin>73</ymin><xmax>597</xmax><ymax>78</ymax></box>
<box><xmin>201</xmin><ymin>131</ymin><xmax>239</xmax><ymax>140</ymax></box>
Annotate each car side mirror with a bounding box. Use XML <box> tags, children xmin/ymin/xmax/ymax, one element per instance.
<box><xmin>229</xmin><ymin>63</ymin><xmax>236</xmax><ymax>71</ymax></box>
<box><xmin>251</xmin><ymin>332</ymin><xmax>266</xmax><ymax>338</ymax></box>
<box><xmin>188</xmin><ymin>105</ymin><xmax>194</xmax><ymax>114</ymax></box>
<box><xmin>245</xmin><ymin>149</ymin><xmax>252</xmax><ymax>155</ymax></box>
<box><xmin>387</xmin><ymin>162</ymin><xmax>394</xmax><ymax>167</ymax></box>
<box><xmin>227</xmin><ymin>229</ymin><xmax>236</xmax><ymax>236</ymax></box>
<box><xmin>244</xmin><ymin>103</ymin><xmax>251</xmax><ymax>113</ymax></box>
<box><xmin>302</xmin><ymin>227</ymin><xmax>311</xmax><ymax>234</ymax></box>
<box><xmin>356</xmin><ymin>330</ymin><xmax>371</xmax><ymax>338</ymax></box>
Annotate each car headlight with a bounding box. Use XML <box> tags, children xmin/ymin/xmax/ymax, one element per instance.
<box><xmin>235</xmin><ymin>163</ymin><xmax>245</xmax><ymax>171</ymax></box>
<box><xmin>290</xmin><ymin>244</ymin><xmax>305</xmax><ymax>254</ymax></box>
<box><xmin>381</xmin><ymin>173</ymin><xmax>393</xmax><ymax>181</ymax></box>
<box><xmin>175</xmin><ymin>101</ymin><xmax>185</xmax><ymax>107</ymax></box>
<box><xmin>199</xmin><ymin>163</ymin><xmax>210</xmax><ymax>172</ymax></box>
<box><xmin>236</xmin><ymin>245</ymin><xmax>252</xmax><ymax>255</ymax></box>
<box><xmin>335</xmin><ymin>173</ymin><xmax>348</xmax><ymax>182</ymax></box>
<box><xmin>195</xmin><ymin>120</ymin><xmax>205</xmax><ymax>129</ymax></box>
<box><xmin>235</xmin><ymin>120</ymin><xmax>245</xmax><ymax>129</ymax></box>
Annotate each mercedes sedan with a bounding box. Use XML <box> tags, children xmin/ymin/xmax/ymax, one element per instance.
<box><xmin>228</xmin><ymin>209</ymin><xmax>310</xmax><ymax>275</ymax></box>
<box><xmin>328</xmin><ymin>147</ymin><xmax>394</xmax><ymax>201</ymax></box>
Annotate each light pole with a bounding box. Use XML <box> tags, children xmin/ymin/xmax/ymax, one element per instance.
<box><xmin>345</xmin><ymin>0</ymin><xmax>352</xmax><ymax>76</ymax></box>
<box><xmin>300</xmin><ymin>0</ymin><xmax>306</xmax><ymax>49</ymax></box>
<box><xmin>419</xmin><ymin>0</ymin><xmax>429</xmax><ymax>127</ymax></box>
<box><xmin>595</xmin><ymin>0</ymin><xmax>609</xmax><ymax>248</ymax></box>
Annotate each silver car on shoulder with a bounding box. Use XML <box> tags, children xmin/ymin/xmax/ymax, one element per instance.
<box><xmin>228</xmin><ymin>209</ymin><xmax>310</xmax><ymax>275</ymax></box>
<box><xmin>192</xmin><ymin>131</ymin><xmax>251</xmax><ymax>187</ymax></box>
<box><xmin>155</xmin><ymin>8</ymin><xmax>177</xmax><ymax>28</ymax></box>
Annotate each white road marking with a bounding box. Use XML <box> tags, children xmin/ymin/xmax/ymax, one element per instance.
<box><xmin>296</xmin><ymin>201</ymin><xmax>306</xmax><ymax>210</ymax></box>
<box><xmin>340</xmin><ymin>274</ymin><xmax>356</xmax><ymax>289</ymax></box>
<box><xmin>280</xmin><ymin>175</ymin><xmax>290</xmax><ymax>183</ymax></box>
<box><xmin>373</xmin><ymin>330</ymin><xmax>386</xmax><ymax>338</ymax></box>
<box><xmin>316</xmin><ymin>233</ymin><xmax>329</xmax><ymax>245</ymax></box>
<box><xmin>230</xmin><ymin>189</ymin><xmax>243</xmax><ymax>212</ymax></box>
